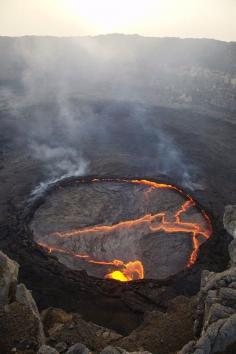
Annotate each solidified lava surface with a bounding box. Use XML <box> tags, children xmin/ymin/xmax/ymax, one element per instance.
<box><xmin>30</xmin><ymin>178</ymin><xmax>212</xmax><ymax>281</ymax></box>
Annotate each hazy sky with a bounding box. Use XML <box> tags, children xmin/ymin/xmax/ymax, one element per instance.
<box><xmin>1</xmin><ymin>0</ymin><xmax>236</xmax><ymax>41</ymax></box>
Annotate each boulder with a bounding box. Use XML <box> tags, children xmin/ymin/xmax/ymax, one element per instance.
<box><xmin>229</xmin><ymin>239</ymin><xmax>236</xmax><ymax>265</ymax></box>
<box><xmin>38</xmin><ymin>345</ymin><xmax>60</xmax><ymax>354</ymax></box>
<box><xmin>55</xmin><ymin>341</ymin><xmax>68</xmax><ymax>353</ymax></box>
<box><xmin>181</xmin><ymin>314</ymin><xmax>236</xmax><ymax>354</ymax></box>
<box><xmin>0</xmin><ymin>301</ymin><xmax>45</xmax><ymax>353</ymax></box>
<box><xmin>100</xmin><ymin>347</ymin><xmax>125</xmax><ymax>354</ymax></box>
<box><xmin>0</xmin><ymin>250</ymin><xmax>45</xmax><ymax>352</ymax></box>
<box><xmin>219</xmin><ymin>287</ymin><xmax>236</xmax><ymax>308</ymax></box>
<box><xmin>66</xmin><ymin>343</ymin><xmax>91</xmax><ymax>354</ymax></box>
<box><xmin>223</xmin><ymin>205</ymin><xmax>236</xmax><ymax>238</ymax></box>
<box><xmin>16</xmin><ymin>283</ymin><xmax>40</xmax><ymax>316</ymax></box>
<box><xmin>0</xmin><ymin>250</ymin><xmax>19</xmax><ymax>307</ymax></box>
<box><xmin>15</xmin><ymin>283</ymin><xmax>45</xmax><ymax>345</ymax></box>
<box><xmin>41</xmin><ymin>307</ymin><xmax>74</xmax><ymax>336</ymax></box>
<box><xmin>204</xmin><ymin>303</ymin><xmax>234</xmax><ymax>326</ymax></box>
<box><xmin>211</xmin><ymin>313</ymin><xmax>236</xmax><ymax>352</ymax></box>
<box><xmin>179</xmin><ymin>341</ymin><xmax>196</xmax><ymax>354</ymax></box>
<box><xmin>178</xmin><ymin>273</ymin><xmax>236</xmax><ymax>353</ymax></box>
<box><xmin>178</xmin><ymin>207</ymin><xmax>236</xmax><ymax>354</ymax></box>
<box><xmin>100</xmin><ymin>347</ymin><xmax>152</xmax><ymax>354</ymax></box>
<box><xmin>42</xmin><ymin>307</ymin><xmax>122</xmax><ymax>352</ymax></box>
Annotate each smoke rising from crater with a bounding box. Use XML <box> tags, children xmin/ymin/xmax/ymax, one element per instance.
<box><xmin>0</xmin><ymin>36</ymin><xmax>209</xmax><ymax>191</ymax></box>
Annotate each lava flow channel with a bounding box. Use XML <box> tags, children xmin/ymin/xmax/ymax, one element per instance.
<box><xmin>38</xmin><ymin>178</ymin><xmax>212</xmax><ymax>282</ymax></box>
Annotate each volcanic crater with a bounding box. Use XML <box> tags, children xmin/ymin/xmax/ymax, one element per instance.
<box><xmin>30</xmin><ymin>178</ymin><xmax>212</xmax><ymax>281</ymax></box>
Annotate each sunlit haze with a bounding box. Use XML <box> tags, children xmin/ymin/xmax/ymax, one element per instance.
<box><xmin>1</xmin><ymin>0</ymin><xmax>236</xmax><ymax>41</ymax></box>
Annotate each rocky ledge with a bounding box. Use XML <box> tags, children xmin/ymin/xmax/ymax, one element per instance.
<box><xmin>0</xmin><ymin>206</ymin><xmax>236</xmax><ymax>354</ymax></box>
<box><xmin>0</xmin><ymin>249</ymin><xmax>152</xmax><ymax>354</ymax></box>
<box><xmin>179</xmin><ymin>205</ymin><xmax>236</xmax><ymax>354</ymax></box>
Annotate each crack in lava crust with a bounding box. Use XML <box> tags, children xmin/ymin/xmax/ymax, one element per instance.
<box><xmin>36</xmin><ymin>178</ymin><xmax>212</xmax><ymax>282</ymax></box>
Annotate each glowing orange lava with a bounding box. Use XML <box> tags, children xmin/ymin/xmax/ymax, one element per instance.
<box><xmin>105</xmin><ymin>260</ymin><xmax>144</xmax><ymax>281</ymax></box>
<box><xmin>38</xmin><ymin>178</ymin><xmax>212</xmax><ymax>281</ymax></box>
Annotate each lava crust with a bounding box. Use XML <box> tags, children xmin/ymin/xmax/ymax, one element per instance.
<box><xmin>30</xmin><ymin>178</ymin><xmax>212</xmax><ymax>281</ymax></box>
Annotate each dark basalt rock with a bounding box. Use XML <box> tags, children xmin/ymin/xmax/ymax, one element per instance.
<box><xmin>179</xmin><ymin>206</ymin><xmax>236</xmax><ymax>354</ymax></box>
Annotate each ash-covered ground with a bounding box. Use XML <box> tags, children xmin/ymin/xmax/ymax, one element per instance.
<box><xmin>0</xmin><ymin>36</ymin><xmax>235</xmax><ymax>338</ymax></box>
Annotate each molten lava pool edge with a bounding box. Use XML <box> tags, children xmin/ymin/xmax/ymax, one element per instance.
<box><xmin>30</xmin><ymin>177</ymin><xmax>212</xmax><ymax>282</ymax></box>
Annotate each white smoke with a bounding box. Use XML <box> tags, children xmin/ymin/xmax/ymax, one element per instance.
<box><xmin>155</xmin><ymin>132</ymin><xmax>205</xmax><ymax>190</ymax></box>
<box><xmin>0</xmin><ymin>36</ymin><xmax>206</xmax><ymax>193</ymax></box>
<box><xmin>31</xmin><ymin>143</ymin><xmax>88</xmax><ymax>177</ymax></box>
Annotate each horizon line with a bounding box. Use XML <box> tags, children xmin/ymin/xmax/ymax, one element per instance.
<box><xmin>0</xmin><ymin>33</ymin><xmax>235</xmax><ymax>43</ymax></box>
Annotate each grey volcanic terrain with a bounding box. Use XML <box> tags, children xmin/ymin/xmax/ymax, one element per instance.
<box><xmin>0</xmin><ymin>35</ymin><xmax>235</xmax><ymax>344</ymax></box>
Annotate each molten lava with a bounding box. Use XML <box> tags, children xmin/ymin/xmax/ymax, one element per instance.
<box><xmin>105</xmin><ymin>260</ymin><xmax>144</xmax><ymax>281</ymax></box>
<box><xmin>38</xmin><ymin>178</ymin><xmax>212</xmax><ymax>282</ymax></box>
